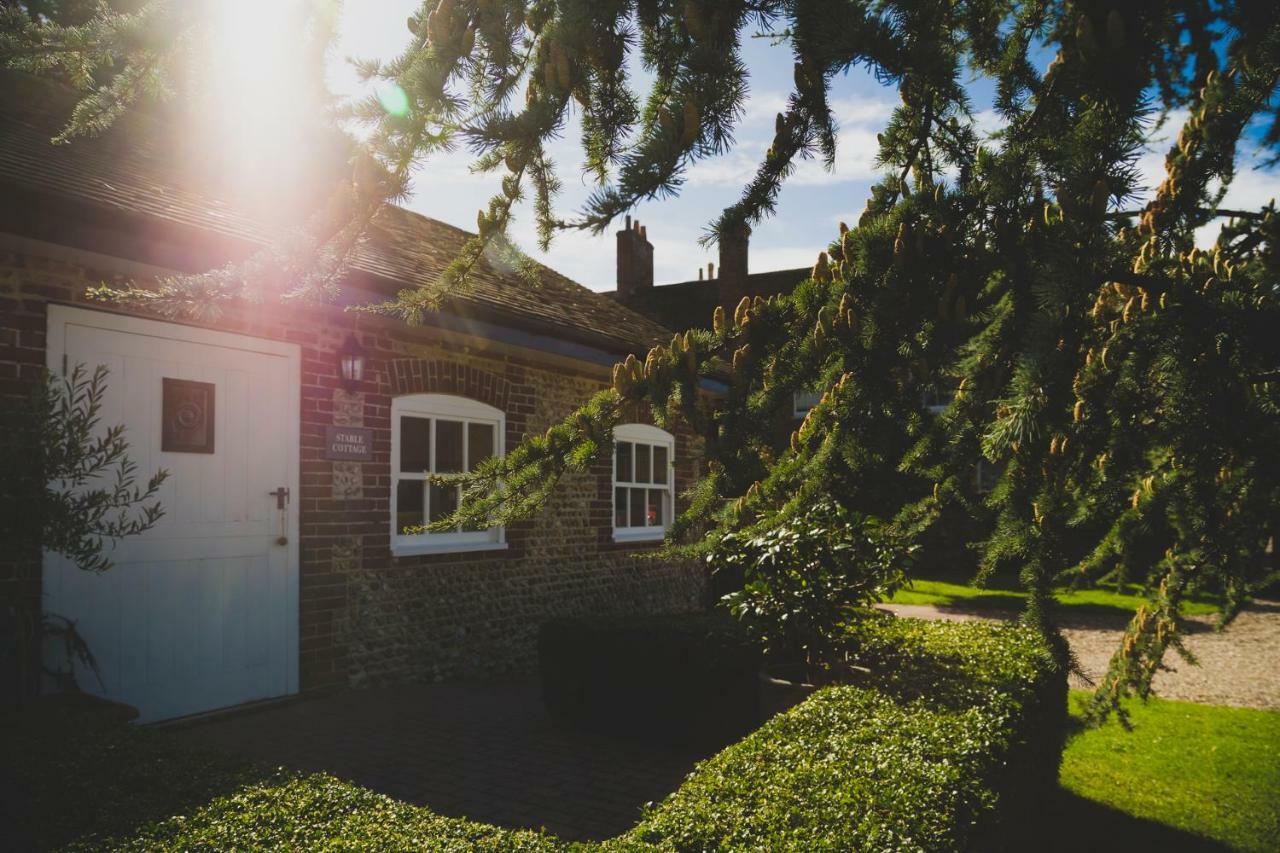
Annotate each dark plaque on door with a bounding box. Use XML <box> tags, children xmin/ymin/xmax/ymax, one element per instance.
<box><xmin>162</xmin><ymin>378</ymin><xmax>215</xmax><ymax>453</ymax></box>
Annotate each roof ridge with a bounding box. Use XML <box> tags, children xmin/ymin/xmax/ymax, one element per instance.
<box><xmin>1</xmin><ymin>68</ymin><xmax>673</xmax><ymax>352</ymax></box>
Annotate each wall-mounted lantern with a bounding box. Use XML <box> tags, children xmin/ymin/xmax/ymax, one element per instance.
<box><xmin>337</xmin><ymin>334</ymin><xmax>366</xmax><ymax>391</ymax></box>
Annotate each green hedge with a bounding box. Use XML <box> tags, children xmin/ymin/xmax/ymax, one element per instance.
<box><xmin>539</xmin><ymin>612</ymin><xmax>761</xmax><ymax>748</ymax></box>
<box><xmin>622</xmin><ymin>615</ymin><xmax>1066</xmax><ymax>851</ymax></box>
<box><xmin>9</xmin><ymin>616</ymin><xmax>1063</xmax><ymax>851</ymax></box>
<box><xmin>98</xmin><ymin>773</ymin><xmax>567</xmax><ymax>852</ymax></box>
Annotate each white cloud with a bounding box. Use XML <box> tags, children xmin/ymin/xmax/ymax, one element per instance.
<box><xmin>685</xmin><ymin>147</ymin><xmax>769</xmax><ymax>188</ymax></box>
<box><xmin>790</xmin><ymin>126</ymin><xmax>882</xmax><ymax>184</ymax></box>
<box><xmin>1131</xmin><ymin>109</ymin><xmax>1189</xmax><ymax>205</ymax></box>
<box><xmin>972</xmin><ymin>109</ymin><xmax>1003</xmax><ymax>145</ymax></box>
<box><xmin>686</xmin><ymin>94</ymin><xmax>896</xmax><ymax>188</ymax></box>
<box><xmin>1128</xmin><ymin>108</ymin><xmax>1280</xmax><ymax>246</ymax></box>
<box><xmin>750</xmin><ymin>244</ymin><xmax>822</xmax><ymax>271</ymax></box>
<box><xmin>829</xmin><ymin>96</ymin><xmax>899</xmax><ymax>127</ymax></box>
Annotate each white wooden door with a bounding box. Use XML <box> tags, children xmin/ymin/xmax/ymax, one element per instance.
<box><xmin>44</xmin><ymin>306</ymin><xmax>300</xmax><ymax>722</ymax></box>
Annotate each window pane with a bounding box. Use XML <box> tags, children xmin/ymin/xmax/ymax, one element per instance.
<box><xmin>396</xmin><ymin>479</ymin><xmax>424</xmax><ymax>534</ymax></box>
<box><xmin>629</xmin><ymin>487</ymin><xmax>646</xmax><ymax>527</ymax></box>
<box><xmin>793</xmin><ymin>389</ymin><xmax>822</xmax><ymax>416</ymax></box>
<box><xmin>467</xmin><ymin>422</ymin><xmax>495</xmax><ymax>471</ymax></box>
<box><xmin>429</xmin><ymin>482</ymin><xmax>459</xmax><ymax>524</ymax></box>
<box><xmin>400</xmin><ymin>417</ymin><xmax>430</xmax><ymax>472</ymax></box>
<box><xmin>616</xmin><ymin>441</ymin><xmax>632</xmax><ymax>482</ymax></box>
<box><xmin>436</xmin><ymin>420</ymin><xmax>463</xmax><ymax>473</ymax></box>
<box><xmin>635</xmin><ymin>443</ymin><xmax>651</xmax><ymax>483</ymax></box>
<box><xmin>647</xmin><ymin>488</ymin><xmax>665</xmax><ymax>527</ymax></box>
<box><xmin>615</xmin><ymin>487</ymin><xmax>628</xmax><ymax>528</ymax></box>
<box><xmin>653</xmin><ymin>445</ymin><xmax>668</xmax><ymax>485</ymax></box>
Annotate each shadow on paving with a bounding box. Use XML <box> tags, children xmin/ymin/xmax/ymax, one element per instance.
<box><xmin>1028</xmin><ymin>788</ymin><xmax>1234</xmax><ymax>853</ymax></box>
<box><xmin>164</xmin><ymin>680</ymin><xmax>711</xmax><ymax>842</ymax></box>
<box><xmin>0</xmin><ymin>702</ymin><xmax>270</xmax><ymax>852</ymax></box>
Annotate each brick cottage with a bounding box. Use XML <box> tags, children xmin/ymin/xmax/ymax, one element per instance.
<box><xmin>0</xmin><ymin>72</ymin><xmax>705</xmax><ymax>722</ymax></box>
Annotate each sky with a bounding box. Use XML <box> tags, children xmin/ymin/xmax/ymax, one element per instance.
<box><xmin>326</xmin><ymin>3</ymin><xmax>1280</xmax><ymax>293</ymax></box>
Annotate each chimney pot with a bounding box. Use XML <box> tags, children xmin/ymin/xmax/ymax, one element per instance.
<box><xmin>708</xmin><ymin>262</ymin><xmax>715</xmax><ymax>279</ymax></box>
<box><xmin>698</xmin><ymin>268</ymin><xmax>704</xmax><ymax>281</ymax></box>
<box><xmin>718</xmin><ymin>223</ymin><xmax>750</xmax><ymax>310</ymax></box>
<box><xmin>616</xmin><ymin>217</ymin><xmax>654</xmax><ymax>298</ymax></box>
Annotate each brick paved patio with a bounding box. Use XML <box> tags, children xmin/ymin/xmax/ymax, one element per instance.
<box><xmin>163</xmin><ymin>680</ymin><xmax>712</xmax><ymax>842</ymax></box>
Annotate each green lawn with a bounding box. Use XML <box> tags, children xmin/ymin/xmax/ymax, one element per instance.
<box><xmin>1052</xmin><ymin>691</ymin><xmax>1280</xmax><ymax>853</ymax></box>
<box><xmin>889</xmin><ymin>577</ymin><xmax>1223</xmax><ymax>617</ymax></box>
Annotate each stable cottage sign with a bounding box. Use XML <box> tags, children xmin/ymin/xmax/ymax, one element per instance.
<box><xmin>325</xmin><ymin>425</ymin><xmax>373</xmax><ymax>461</ymax></box>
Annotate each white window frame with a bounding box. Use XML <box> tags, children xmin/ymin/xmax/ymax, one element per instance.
<box><xmin>391</xmin><ymin>393</ymin><xmax>507</xmax><ymax>556</ymax></box>
<box><xmin>974</xmin><ymin>459</ymin><xmax>1001</xmax><ymax>494</ymax></box>
<box><xmin>612</xmin><ymin>423</ymin><xmax>675</xmax><ymax>542</ymax></box>
<box><xmin>921</xmin><ymin>382</ymin><xmax>957</xmax><ymax>415</ymax></box>
<box><xmin>792</xmin><ymin>389</ymin><xmax>822</xmax><ymax>418</ymax></box>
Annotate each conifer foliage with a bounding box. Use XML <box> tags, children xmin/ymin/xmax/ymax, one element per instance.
<box><xmin>4</xmin><ymin>1</ymin><xmax>1280</xmax><ymax>713</ymax></box>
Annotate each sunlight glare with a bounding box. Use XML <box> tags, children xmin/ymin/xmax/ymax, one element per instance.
<box><xmin>189</xmin><ymin>0</ymin><xmax>325</xmax><ymax>220</ymax></box>
<box><xmin>376</xmin><ymin>81</ymin><xmax>410</xmax><ymax>117</ymax></box>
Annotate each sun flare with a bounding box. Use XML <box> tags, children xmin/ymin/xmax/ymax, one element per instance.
<box><xmin>184</xmin><ymin>0</ymin><xmax>337</xmax><ymax>220</ymax></box>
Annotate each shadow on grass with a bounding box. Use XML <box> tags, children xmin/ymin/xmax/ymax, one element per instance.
<box><xmin>0</xmin><ymin>703</ymin><xmax>273</xmax><ymax>851</ymax></box>
<box><xmin>907</xmin><ymin>591</ymin><xmax>1143</xmax><ymax>625</ymax></box>
<box><xmin>906</xmin><ymin>586</ymin><xmax>1231</xmax><ymax>631</ymax></box>
<box><xmin>1025</xmin><ymin>787</ymin><xmax>1234</xmax><ymax>853</ymax></box>
<box><xmin>927</xmin><ymin>597</ymin><xmax>1228</xmax><ymax>634</ymax></box>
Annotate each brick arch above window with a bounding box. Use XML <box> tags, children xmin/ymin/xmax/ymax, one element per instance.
<box><xmin>388</xmin><ymin>358</ymin><xmax>511</xmax><ymax>411</ymax></box>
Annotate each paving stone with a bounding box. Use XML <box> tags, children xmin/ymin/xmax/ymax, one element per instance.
<box><xmin>165</xmin><ymin>679</ymin><xmax>707</xmax><ymax>842</ymax></box>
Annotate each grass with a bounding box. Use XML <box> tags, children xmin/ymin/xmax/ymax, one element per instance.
<box><xmin>1053</xmin><ymin>690</ymin><xmax>1280</xmax><ymax>853</ymax></box>
<box><xmin>889</xmin><ymin>577</ymin><xmax>1224</xmax><ymax>617</ymax></box>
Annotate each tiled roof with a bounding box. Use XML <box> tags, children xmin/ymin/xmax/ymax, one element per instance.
<box><xmin>608</xmin><ymin>267</ymin><xmax>810</xmax><ymax>332</ymax></box>
<box><xmin>0</xmin><ymin>71</ymin><xmax>673</xmax><ymax>355</ymax></box>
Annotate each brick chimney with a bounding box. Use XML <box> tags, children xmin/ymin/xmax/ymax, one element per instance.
<box><xmin>718</xmin><ymin>222</ymin><xmax>750</xmax><ymax>310</ymax></box>
<box><xmin>616</xmin><ymin>215</ymin><xmax>654</xmax><ymax>298</ymax></box>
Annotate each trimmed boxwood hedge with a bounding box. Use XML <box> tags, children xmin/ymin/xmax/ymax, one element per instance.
<box><xmin>9</xmin><ymin>616</ymin><xmax>1064</xmax><ymax>851</ymax></box>
<box><xmin>100</xmin><ymin>773</ymin><xmax>569</xmax><ymax>852</ymax></box>
<box><xmin>622</xmin><ymin>615</ymin><xmax>1067</xmax><ymax>851</ymax></box>
<box><xmin>539</xmin><ymin>612</ymin><xmax>762</xmax><ymax>748</ymax></box>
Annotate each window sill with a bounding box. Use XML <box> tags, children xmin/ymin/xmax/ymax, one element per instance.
<box><xmin>612</xmin><ymin>528</ymin><xmax>666</xmax><ymax>543</ymax></box>
<box><xmin>391</xmin><ymin>540</ymin><xmax>509</xmax><ymax>557</ymax></box>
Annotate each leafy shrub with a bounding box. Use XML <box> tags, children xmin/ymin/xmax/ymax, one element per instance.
<box><xmin>0</xmin><ymin>364</ymin><xmax>167</xmax><ymax>575</ymax></box>
<box><xmin>106</xmin><ymin>774</ymin><xmax>568</xmax><ymax>852</ymax></box>
<box><xmin>2</xmin><ymin>701</ymin><xmax>567</xmax><ymax>852</ymax></box>
<box><xmin>12</xmin><ymin>617</ymin><xmax>1062</xmax><ymax>851</ymax></box>
<box><xmin>539</xmin><ymin>612</ymin><xmax>761</xmax><ymax>749</ymax></box>
<box><xmin>709</xmin><ymin>501</ymin><xmax>908</xmax><ymax>667</ymax></box>
<box><xmin>624</xmin><ymin>616</ymin><xmax>1065</xmax><ymax>851</ymax></box>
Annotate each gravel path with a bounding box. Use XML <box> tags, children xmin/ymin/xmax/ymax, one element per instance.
<box><xmin>878</xmin><ymin>600</ymin><xmax>1280</xmax><ymax>710</ymax></box>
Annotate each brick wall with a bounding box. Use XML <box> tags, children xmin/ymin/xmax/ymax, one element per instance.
<box><xmin>0</xmin><ymin>247</ymin><xmax>705</xmax><ymax>697</ymax></box>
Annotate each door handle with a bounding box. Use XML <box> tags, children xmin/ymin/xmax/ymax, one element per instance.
<box><xmin>269</xmin><ymin>487</ymin><xmax>290</xmax><ymax>546</ymax></box>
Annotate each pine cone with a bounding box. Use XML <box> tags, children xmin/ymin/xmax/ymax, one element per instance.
<box><xmin>1090</xmin><ymin>178</ymin><xmax>1110</xmax><ymax>216</ymax></box>
<box><xmin>681</xmin><ymin>100</ymin><xmax>701</xmax><ymax>146</ymax></box>
<box><xmin>555</xmin><ymin>46</ymin><xmax>572</xmax><ymax>90</ymax></box>
<box><xmin>812</xmin><ymin>251</ymin><xmax>831</xmax><ymax>283</ymax></box>
<box><xmin>683</xmin><ymin>0</ymin><xmax>709</xmax><ymax>40</ymax></box>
